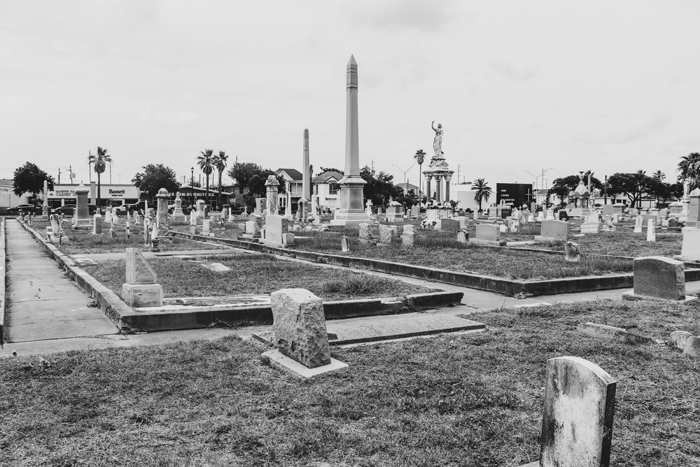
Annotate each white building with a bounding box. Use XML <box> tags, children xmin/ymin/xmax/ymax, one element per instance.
<box><xmin>313</xmin><ymin>170</ymin><xmax>343</xmax><ymax>212</ymax></box>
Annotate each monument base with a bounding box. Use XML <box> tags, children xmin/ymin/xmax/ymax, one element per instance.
<box><xmin>122</xmin><ymin>283</ymin><xmax>164</xmax><ymax>308</ymax></box>
<box><xmin>330</xmin><ymin>213</ymin><xmax>371</xmax><ymax>227</ymax></box>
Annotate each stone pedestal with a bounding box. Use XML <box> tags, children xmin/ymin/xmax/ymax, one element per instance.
<box><xmin>122</xmin><ymin>283</ymin><xmax>164</xmax><ymax>308</ymax></box>
<box><xmin>156</xmin><ymin>188</ymin><xmax>170</xmax><ymax>229</ymax></box>
<box><xmin>74</xmin><ymin>184</ymin><xmax>92</xmax><ymax>228</ymax></box>
<box><xmin>172</xmin><ymin>193</ymin><xmax>186</xmax><ymax>222</ymax></box>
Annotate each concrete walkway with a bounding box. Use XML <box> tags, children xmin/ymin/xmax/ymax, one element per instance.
<box><xmin>3</xmin><ymin>220</ymin><xmax>118</xmax><ymax>343</ymax></box>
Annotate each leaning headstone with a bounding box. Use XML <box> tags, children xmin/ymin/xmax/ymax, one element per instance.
<box><xmin>121</xmin><ymin>248</ymin><xmax>164</xmax><ymax>307</ymax></box>
<box><xmin>564</xmin><ymin>241</ymin><xmax>580</xmax><ymax>262</ymax></box>
<box><xmin>523</xmin><ymin>356</ymin><xmax>616</xmax><ymax>467</ymax></box>
<box><xmin>646</xmin><ymin>219</ymin><xmax>656</xmax><ymax>242</ymax></box>
<box><xmin>536</xmin><ymin>219</ymin><xmax>568</xmax><ymax>242</ymax></box>
<box><xmin>628</xmin><ymin>256</ymin><xmax>686</xmax><ymax>301</ymax></box>
<box><xmin>270</xmin><ymin>288</ymin><xmax>331</xmax><ymax>368</ymax></box>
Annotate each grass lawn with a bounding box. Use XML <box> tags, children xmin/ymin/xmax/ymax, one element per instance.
<box><xmin>26</xmin><ymin>219</ymin><xmax>231</xmax><ymax>254</ymax></box>
<box><xmin>82</xmin><ymin>253</ymin><xmax>438</xmax><ymax>301</ymax></box>
<box><xmin>293</xmin><ymin>230</ymin><xmax>633</xmax><ymax>281</ymax></box>
<box><xmin>2</xmin><ymin>299</ymin><xmax>698</xmax><ymax>466</ymax></box>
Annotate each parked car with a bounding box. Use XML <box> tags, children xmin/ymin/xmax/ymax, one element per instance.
<box><xmin>51</xmin><ymin>204</ymin><xmax>98</xmax><ymax>216</ymax></box>
<box><xmin>8</xmin><ymin>204</ymin><xmax>42</xmax><ymax>215</ymax></box>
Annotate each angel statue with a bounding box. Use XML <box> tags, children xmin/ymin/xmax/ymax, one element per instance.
<box><xmin>431</xmin><ymin>121</ymin><xmax>443</xmax><ymax>158</ymax></box>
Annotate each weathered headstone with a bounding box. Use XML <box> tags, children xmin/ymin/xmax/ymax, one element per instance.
<box><xmin>401</xmin><ymin>230</ymin><xmax>414</xmax><ymax>247</ymax></box>
<box><xmin>684</xmin><ymin>336</ymin><xmax>700</xmax><ymax>357</ymax></box>
<box><xmin>270</xmin><ymin>288</ymin><xmax>331</xmax><ymax>368</ymax></box>
<box><xmin>679</xmin><ymin>228</ymin><xmax>700</xmax><ymax>261</ymax></box>
<box><xmin>378</xmin><ymin>225</ymin><xmax>397</xmax><ymax>245</ymax></box>
<box><xmin>631</xmin><ymin>256</ymin><xmax>685</xmax><ymax>300</ymax></box>
<box><xmin>670</xmin><ymin>330</ymin><xmax>693</xmax><ymax>350</ymax></box>
<box><xmin>634</xmin><ymin>216</ymin><xmax>643</xmax><ymax>233</ymax></box>
<box><xmin>92</xmin><ymin>214</ymin><xmax>102</xmax><ymax>235</ymax></box>
<box><xmin>525</xmin><ymin>356</ymin><xmax>616</xmax><ymax>467</ymax></box>
<box><xmin>156</xmin><ymin>188</ymin><xmax>169</xmax><ymax>229</ymax></box>
<box><xmin>456</xmin><ymin>230</ymin><xmax>468</xmax><ymax>243</ymax></box>
<box><xmin>246</xmin><ymin>220</ymin><xmax>261</xmax><ymax>235</ymax></box>
<box><xmin>341</xmin><ymin>235</ymin><xmax>350</xmax><ymax>252</ymax></box>
<box><xmin>202</xmin><ymin>219</ymin><xmax>210</xmax><ymax>234</ymax></box>
<box><xmin>121</xmin><ymin>248</ymin><xmax>163</xmax><ymax>307</ymax></box>
<box><xmin>565</xmin><ymin>240</ymin><xmax>580</xmax><ymax>262</ymax></box>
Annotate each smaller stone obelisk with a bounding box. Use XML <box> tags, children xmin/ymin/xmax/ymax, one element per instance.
<box><xmin>42</xmin><ymin>179</ymin><xmax>49</xmax><ymax>219</ymax></box>
<box><xmin>331</xmin><ymin>55</ymin><xmax>370</xmax><ymax>226</ymax></box>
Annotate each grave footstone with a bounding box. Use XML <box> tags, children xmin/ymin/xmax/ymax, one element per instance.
<box><xmin>121</xmin><ymin>248</ymin><xmax>163</xmax><ymax>307</ymax></box>
<box><xmin>270</xmin><ymin>288</ymin><xmax>331</xmax><ymax>368</ymax></box>
<box><xmin>523</xmin><ymin>356</ymin><xmax>616</xmax><ymax>467</ymax></box>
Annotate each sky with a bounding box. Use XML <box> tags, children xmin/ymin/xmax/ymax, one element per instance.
<box><xmin>1</xmin><ymin>0</ymin><xmax>699</xmax><ymax>191</ymax></box>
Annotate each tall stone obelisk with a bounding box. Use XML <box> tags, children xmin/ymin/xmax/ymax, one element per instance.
<box><xmin>299</xmin><ymin>129</ymin><xmax>310</xmax><ymax>220</ymax></box>
<box><xmin>331</xmin><ymin>55</ymin><xmax>370</xmax><ymax>226</ymax></box>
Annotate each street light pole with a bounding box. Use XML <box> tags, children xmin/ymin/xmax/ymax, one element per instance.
<box><xmin>191</xmin><ymin>167</ymin><xmax>194</xmax><ymax>204</ymax></box>
<box><xmin>393</xmin><ymin>163</ymin><xmax>417</xmax><ymax>195</ymax></box>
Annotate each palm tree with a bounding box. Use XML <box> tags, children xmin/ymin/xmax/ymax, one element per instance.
<box><xmin>414</xmin><ymin>149</ymin><xmax>426</xmax><ymax>203</ymax></box>
<box><xmin>213</xmin><ymin>151</ymin><xmax>229</xmax><ymax>209</ymax></box>
<box><xmin>472</xmin><ymin>178</ymin><xmax>492</xmax><ymax>213</ymax></box>
<box><xmin>88</xmin><ymin>147</ymin><xmax>112</xmax><ymax>210</ymax></box>
<box><xmin>678</xmin><ymin>153</ymin><xmax>700</xmax><ymax>190</ymax></box>
<box><xmin>197</xmin><ymin>149</ymin><xmax>215</xmax><ymax>206</ymax></box>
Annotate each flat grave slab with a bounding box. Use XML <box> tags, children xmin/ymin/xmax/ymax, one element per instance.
<box><xmin>135</xmin><ymin>295</ymin><xmax>271</xmax><ymax>312</ymax></box>
<box><xmin>261</xmin><ymin>349</ymin><xmax>348</xmax><ymax>380</ymax></box>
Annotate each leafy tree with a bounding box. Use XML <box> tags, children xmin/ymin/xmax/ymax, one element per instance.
<box><xmin>132</xmin><ymin>164</ymin><xmax>181</xmax><ymax>202</ymax></box>
<box><xmin>677</xmin><ymin>153</ymin><xmax>700</xmax><ymax>189</ymax></box>
<box><xmin>360</xmin><ymin>166</ymin><xmax>401</xmax><ymax>207</ymax></box>
<box><xmin>316</xmin><ymin>167</ymin><xmax>344</xmax><ymax>176</ymax></box>
<box><xmin>607</xmin><ymin>170</ymin><xmax>654</xmax><ymax>208</ymax></box>
<box><xmin>197</xmin><ymin>149</ymin><xmax>215</xmax><ymax>205</ymax></box>
<box><xmin>213</xmin><ymin>151</ymin><xmax>229</xmax><ymax>208</ymax></box>
<box><xmin>547</xmin><ymin>172</ymin><xmax>603</xmax><ymax>205</ymax></box>
<box><xmin>227</xmin><ymin>162</ymin><xmax>285</xmax><ymax>209</ymax></box>
<box><xmin>88</xmin><ymin>147</ymin><xmax>112</xmax><ymax>207</ymax></box>
<box><xmin>229</xmin><ymin>162</ymin><xmax>264</xmax><ymax>190</ymax></box>
<box><xmin>12</xmin><ymin>162</ymin><xmax>55</xmax><ymax>201</ymax></box>
<box><xmin>471</xmin><ymin>178</ymin><xmax>492</xmax><ymax>212</ymax></box>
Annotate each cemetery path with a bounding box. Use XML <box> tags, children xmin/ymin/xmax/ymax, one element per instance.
<box><xmin>4</xmin><ymin>220</ymin><xmax>118</xmax><ymax>343</ymax></box>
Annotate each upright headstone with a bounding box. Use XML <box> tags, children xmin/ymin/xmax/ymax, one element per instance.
<box><xmin>634</xmin><ymin>216</ymin><xmax>643</xmax><ymax>233</ymax></box>
<box><xmin>687</xmin><ymin>188</ymin><xmax>700</xmax><ymax>227</ymax></box>
<box><xmin>532</xmin><ymin>357</ymin><xmax>616</xmax><ymax>467</ymax></box>
<box><xmin>196</xmin><ymin>199</ymin><xmax>205</xmax><ymax>218</ymax></box>
<box><xmin>679</xmin><ymin>229</ymin><xmax>700</xmax><ymax>261</ymax></box>
<box><xmin>92</xmin><ymin>214</ymin><xmax>102</xmax><ymax>235</ymax></box>
<box><xmin>42</xmin><ymin>179</ymin><xmax>49</xmax><ymax>219</ymax></box>
<box><xmin>536</xmin><ymin>220</ymin><xmax>568</xmax><ymax>242</ymax></box>
<box><xmin>202</xmin><ymin>219</ymin><xmax>211</xmax><ymax>234</ymax></box>
<box><xmin>172</xmin><ymin>192</ymin><xmax>186</xmax><ymax>221</ymax></box>
<box><xmin>646</xmin><ymin>219</ymin><xmax>656</xmax><ymax>242</ymax></box>
<box><xmin>265</xmin><ymin>175</ymin><xmax>280</xmax><ymax>215</ymax></box>
<box><xmin>270</xmin><ymin>288</ymin><xmax>331</xmax><ymax>368</ymax></box>
<box><xmin>74</xmin><ymin>184</ymin><xmax>91</xmax><ymax>227</ymax></box>
<box><xmin>440</xmin><ymin>218</ymin><xmax>460</xmax><ymax>232</ymax></box>
<box><xmin>472</xmin><ymin>224</ymin><xmax>500</xmax><ymax>244</ymax></box>
<box><xmin>156</xmin><ymin>188</ymin><xmax>169</xmax><ymax>229</ymax></box>
<box><xmin>632</xmin><ymin>256</ymin><xmax>685</xmax><ymax>300</ymax></box>
<box><xmin>341</xmin><ymin>235</ymin><xmax>350</xmax><ymax>252</ymax></box>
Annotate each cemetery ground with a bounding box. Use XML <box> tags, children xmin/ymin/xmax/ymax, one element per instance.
<box><xmin>82</xmin><ymin>253</ymin><xmax>438</xmax><ymax>301</ymax></box>
<box><xmin>1</xmin><ymin>299</ymin><xmax>698</xmax><ymax>466</ymax></box>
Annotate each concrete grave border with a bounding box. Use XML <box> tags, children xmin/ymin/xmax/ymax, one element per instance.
<box><xmin>0</xmin><ymin>218</ymin><xmax>6</xmax><ymax>346</ymax></box>
<box><xmin>170</xmin><ymin>230</ymin><xmax>700</xmax><ymax>297</ymax></box>
<box><xmin>15</xmin><ymin>220</ymin><xmax>463</xmax><ymax>333</ymax></box>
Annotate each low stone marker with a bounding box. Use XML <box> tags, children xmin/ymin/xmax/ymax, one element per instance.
<box><xmin>684</xmin><ymin>336</ymin><xmax>700</xmax><ymax>357</ymax></box>
<box><xmin>670</xmin><ymin>330</ymin><xmax>693</xmax><ymax>350</ymax></box>
<box><xmin>564</xmin><ymin>240</ymin><xmax>580</xmax><ymax>262</ymax></box>
<box><xmin>536</xmin><ymin>219</ymin><xmax>568</xmax><ymax>242</ymax></box>
<box><xmin>578</xmin><ymin>322</ymin><xmax>653</xmax><ymax>345</ymax></box>
<box><xmin>378</xmin><ymin>225</ymin><xmax>397</xmax><ymax>246</ymax></box>
<box><xmin>522</xmin><ymin>356</ymin><xmax>617</xmax><ymax>467</ymax></box>
<box><xmin>341</xmin><ymin>235</ymin><xmax>349</xmax><ymax>252</ymax></box>
<box><xmin>121</xmin><ymin>248</ymin><xmax>164</xmax><ymax>308</ymax></box>
<box><xmin>262</xmin><ymin>288</ymin><xmax>347</xmax><ymax>379</ymax></box>
<box><xmin>246</xmin><ymin>220</ymin><xmax>260</xmax><ymax>235</ymax></box>
<box><xmin>202</xmin><ymin>219</ymin><xmax>210</xmax><ymax>234</ymax></box>
<box><xmin>92</xmin><ymin>214</ymin><xmax>102</xmax><ymax>235</ymax></box>
<box><xmin>457</xmin><ymin>230</ymin><xmax>468</xmax><ymax>243</ymax></box>
<box><xmin>401</xmin><ymin>230</ymin><xmax>414</xmax><ymax>247</ymax></box>
<box><xmin>623</xmin><ymin>256</ymin><xmax>690</xmax><ymax>302</ymax></box>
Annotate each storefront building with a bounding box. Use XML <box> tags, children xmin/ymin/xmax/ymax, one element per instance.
<box><xmin>48</xmin><ymin>182</ymin><xmax>140</xmax><ymax>208</ymax></box>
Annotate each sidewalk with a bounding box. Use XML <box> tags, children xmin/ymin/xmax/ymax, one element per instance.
<box><xmin>3</xmin><ymin>220</ymin><xmax>118</xmax><ymax>344</ymax></box>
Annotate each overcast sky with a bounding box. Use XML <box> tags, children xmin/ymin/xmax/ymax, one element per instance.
<box><xmin>2</xmin><ymin>1</ymin><xmax>698</xmax><ymax>191</ymax></box>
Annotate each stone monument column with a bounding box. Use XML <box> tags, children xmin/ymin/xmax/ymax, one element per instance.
<box><xmin>444</xmin><ymin>174</ymin><xmax>452</xmax><ymax>203</ymax></box>
<box><xmin>425</xmin><ymin>174</ymin><xmax>432</xmax><ymax>202</ymax></box>
<box><xmin>74</xmin><ymin>184</ymin><xmax>91</xmax><ymax>227</ymax></box>
<box><xmin>156</xmin><ymin>188</ymin><xmax>170</xmax><ymax>229</ymax></box>
<box><xmin>435</xmin><ymin>175</ymin><xmax>442</xmax><ymax>203</ymax></box>
<box><xmin>265</xmin><ymin>175</ymin><xmax>279</xmax><ymax>215</ymax></box>
<box><xmin>303</xmin><ymin>129</ymin><xmax>311</xmax><ymax>202</ymax></box>
<box><xmin>331</xmin><ymin>55</ymin><xmax>370</xmax><ymax>226</ymax></box>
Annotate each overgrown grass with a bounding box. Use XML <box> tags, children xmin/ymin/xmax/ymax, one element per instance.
<box><xmin>1</xmin><ymin>299</ymin><xmax>698</xmax><ymax>465</ymax></box>
<box><xmin>82</xmin><ymin>254</ymin><xmax>437</xmax><ymax>301</ymax></box>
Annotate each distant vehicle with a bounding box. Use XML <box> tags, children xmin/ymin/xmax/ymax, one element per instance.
<box><xmin>8</xmin><ymin>204</ymin><xmax>42</xmax><ymax>215</ymax></box>
<box><xmin>51</xmin><ymin>204</ymin><xmax>98</xmax><ymax>216</ymax></box>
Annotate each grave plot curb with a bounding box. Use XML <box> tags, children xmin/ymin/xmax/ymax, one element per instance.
<box><xmin>170</xmin><ymin>231</ymin><xmax>640</xmax><ymax>297</ymax></box>
<box><xmin>15</xmin><ymin>221</ymin><xmax>463</xmax><ymax>333</ymax></box>
<box><xmin>119</xmin><ymin>291</ymin><xmax>464</xmax><ymax>333</ymax></box>
<box><xmin>0</xmin><ymin>218</ymin><xmax>6</xmax><ymax>346</ymax></box>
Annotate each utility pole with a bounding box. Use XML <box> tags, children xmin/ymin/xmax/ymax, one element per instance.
<box><xmin>58</xmin><ymin>167</ymin><xmax>61</xmax><ymax>184</ymax></box>
<box><xmin>457</xmin><ymin>165</ymin><xmax>461</xmax><ymax>184</ymax></box>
